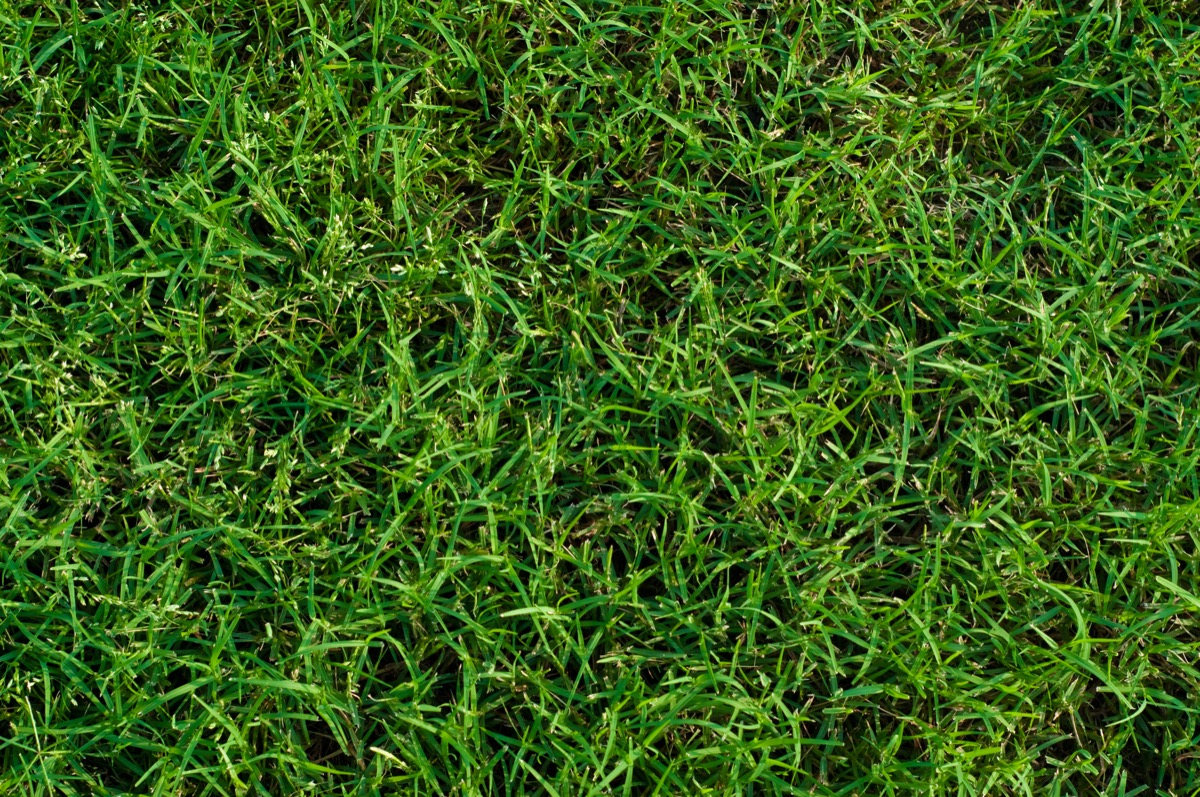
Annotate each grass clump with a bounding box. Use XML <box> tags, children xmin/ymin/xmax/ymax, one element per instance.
<box><xmin>3</xmin><ymin>0</ymin><xmax>1200</xmax><ymax>794</ymax></box>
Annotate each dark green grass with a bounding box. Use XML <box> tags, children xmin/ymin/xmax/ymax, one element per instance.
<box><xmin>3</xmin><ymin>0</ymin><xmax>1200</xmax><ymax>794</ymax></box>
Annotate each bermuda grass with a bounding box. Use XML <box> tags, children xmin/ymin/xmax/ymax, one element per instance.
<box><xmin>3</xmin><ymin>0</ymin><xmax>1200</xmax><ymax>794</ymax></box>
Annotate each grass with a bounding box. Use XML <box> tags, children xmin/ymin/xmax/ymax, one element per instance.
<box><xmin>2</xmin><ymin>0</ymin><xmax>1200</xmax><ymax>794</ymax></box>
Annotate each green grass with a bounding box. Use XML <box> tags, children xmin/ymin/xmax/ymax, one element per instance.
<box><xmin>2</xmin><ymin>0</ymin><xmax>1200</xmax><ymax>794</ymax></box>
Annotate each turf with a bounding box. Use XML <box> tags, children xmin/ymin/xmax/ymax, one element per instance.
<box><xmin>2</xmin><ymin>0</ymin><xmax>1200</xmax><ymax>794</ymax></box>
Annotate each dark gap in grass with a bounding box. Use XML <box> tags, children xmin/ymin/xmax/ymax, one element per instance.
<box><xmin>418</xmin><ymin>646</ymin><xmax>463</xmax><ymax>708</ymax></box>
<box><xmin>829</xmin><ymin>634</ymin><xmax>870</xmax><ymax>692</ymax></box>
<box><xmin>37</xmin><ymin>470</ymin><xmax>74</xmax><ymax>504</ymax></box>
<box><xmin>363</xmin><ymin>641</ymin><xmax>411</xmax><ymax>696</ymax></box>
<box><xmin>836</xmin><ymin>706</ymin><xmax>878</xmax><ymax>749</ymax></box>
<box><xmin>873</xmin><ymin>560</ymin><xmax>917</xmax><ymax>604</ymax></box>
<box><xmin>411</xmin><ymin>312</ymin><xmax>460</xmax><ymax>365</ymax></box>
<box><xmin>908</xmin><ymin>303</ymin><xmax>959</xmax><ymax>349</ymax></box>
<box><xmin>701</xmin><ymin>484</ymin><xmax>734</xmax><ymax>518</ymax></box>
<box><xmin>491</xmin><ymin>725</ymin><xmax>564</xmax><ymax>787</ymax></box>
<box><xmin>639</xmin><ymin>661</ymin><xmax>667</xmax><ymax>690</ymax></box>
<box><xmin>452</xmin><ymin>186</ymin><xmax>489</xmax><ymax>230</ymax></box>
<box><xmin>1122</xmin><ymin>673</ymin><xmax>1193</xmax><ymax>786</ymax></box>
<box><xmin>741</xmin><ymin>101</ymin><xmax>765</xmax><ymax>133</ymax></box>
<box><xmin>80</xmin><ymin>757</ymin><xmax>139</xmax><ymax>794</ymax></box>
<box><xmin>1121</xmin><ymin>736</ymin><xmax>1165</xmax><ymax>791</ymax></box>
<box><xmin>580</xmin><ymin>636</ymin><xmax>606</xmax><ymax>682</ymax></box>
<box><xmin>890</xmin><ymin>731</ymin><xmax>927</xmax><ymax>767</ymax></box>
<box><xmin>478</xmin><ymin>699</ymin><xmax>520</xmax><ymax>745</ymax></box>
<box><xmin>1044</xmin><ymin>547</ymin><xmax>1086</xmax><ymax>585</ymax></box>
<box><xmin>818</xmin><ymin>422</ymin><xmax>858</xmax><ymax>462</ymax></box>
<box><xmin>292</xmin><ymin>488</ymin><xmax>334</xmax><ymax>522</ymax></box>
<box><xmin>722</xmin><ymin>561</ymin><xmax>753</xmax><ymax>593</ymax></box>
<box><xmin>882</xmin><ymin>504</ymin><xmax>930</xmax><ymax>542</ymax></box>
<box><xmin>636</xmin><ymin>569</ymin><xmax>667</xmax><ymax>604</ymax></box>
<box><xmin>955</xmin><ymin>9</ymin><xmax>999</xmax><ymax>44</ymax></box>
<box><xmin>0</xmin><ymin>87</ymin><xmax>21</xmax><ymax>118</ymax></box>
<box><xmin>210</xmin><ymin>165</ymin><xmax>238</xmax><ymax>195</ymax></box>
<box><xmin>182</xmin><ymin>538</ymin><xmax>232</xmax><ymax>584</ymax></box>
<box><xmin>1048</xmin><ymin>190</ymin><xmax>1086</xmax><ymax>237</ymax></box>
<box><xmin>636</xmin><ymin>281</ymin><xmax>680</xmax><ymax>328</ymax></box>
<box><xmin>165</xmin><ymin>664</ymin><xmax>199</xmax><ymax>694</ymax></box>
<box><xmin>1006</xmin><ymin>380</ymin><xmax>1060</xmax><ymax>428</ymax></box>
<box><xmin>566</xmin><ymin>158</ymin><xmax>593</xmax><ymax>185</ymax></box>
<box><xmin>722</xmin><ymin>353</ymin><xmax>773</xmax><ymax>380</ymax></box>
<box><xmin>246</xmin><ymin>209</ymin><xmax>277</xmax><ymax>247</ymax></box>
<box><xmin>428</xmin><ymin>671</ymin><xmax>459</xmax><ymax>711</ymax></box>
<box><xmin>305</xmin><ymin>718</ymin><xmax>358</xmax><ymax>770</ymax></box>
<box><xmin>1076</xmin><ymin>92</ymin><xmax>1125</xmax><ymax>143</ymax></box>
<box><xmin>31</xmin><ymin>277</ymin><xmax>76</xmax><ymax>311</ymax></box>
<box><xmin>524</xmin><ymin>753</ymin><xmax>562</xmax><ymax>788</ymax></box>
<box><xmin>602</xmin><ymin>541</ymin><xmax>629</xmax><ymax>580</ymax></box>
<box><xmin>718</xmin><ymin>174</ymin><xmax>761</xmax><ymax>208</ymax></box>
<box><xmin>433</xmin><ymin>82</ymin><xmax>485</xmax><ymax>118</ymax></box>
<box><xmin>19</xmin><ymin>546</ymin><xmax>49</xmax><ymax>581</ymax></box>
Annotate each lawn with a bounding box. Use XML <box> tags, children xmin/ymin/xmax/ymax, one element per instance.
<box><xmin>2</xmin><ymin>0</ymin><xmax>1200</xmax><ymax>794</ymax></box>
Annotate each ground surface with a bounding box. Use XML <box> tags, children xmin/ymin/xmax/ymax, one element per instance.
<box><xmin>3</xmin><ymin>1</ymin><xmax>1200</xmax><ymax>795</ymax></box>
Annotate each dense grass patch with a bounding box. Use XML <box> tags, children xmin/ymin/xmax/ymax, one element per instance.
<box><xmin>3</xmin><ymin>0</ymin><xmax>1200</xmax><ymax>794</ymax></box>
